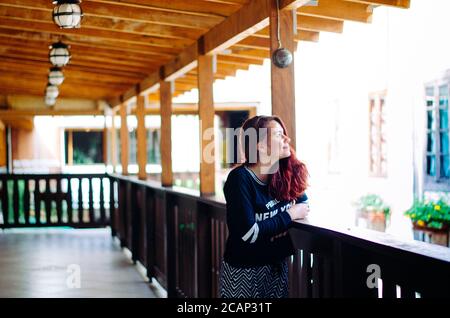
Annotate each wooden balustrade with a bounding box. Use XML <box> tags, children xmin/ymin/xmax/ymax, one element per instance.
<box><xmin>0</xmin><ymin>174</ymin><xmax>110</xmax><ymax>228</ymax></box>
<box><xmin>2</xmin><ymin>172</ymin><xmax>449</xmax><ymax>298</ymax></box>
<box><xmin>109</xmin><ymin>173</ymin><xmax>450</xmax><ymax>298</ymax></box>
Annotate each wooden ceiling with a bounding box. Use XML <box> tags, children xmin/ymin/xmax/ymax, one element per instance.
<box><xmin>0</xmin><ymin>0</ymin><xmax>410</xmax><ymax>109</ymax></box>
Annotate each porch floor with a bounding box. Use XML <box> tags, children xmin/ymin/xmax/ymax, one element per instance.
<box><xmin>0</xmin><ymin>228</ymin><xmax>165</xmax><ymax>298</ymax></box>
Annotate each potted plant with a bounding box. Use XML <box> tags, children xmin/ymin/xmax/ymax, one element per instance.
<box><xmin>404</xmin><ymin>198</ymin><xmax>450</xmax><ymax>246</ymax></box>
<box><xmin>354</xmin><ymin>194</ymin><xmax>391</xmax><ymax>232</ymax></box>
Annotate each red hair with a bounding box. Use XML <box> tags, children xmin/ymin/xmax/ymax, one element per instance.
<box><xmin>238</xmin><ymin>115</ymin><xmax>309</xmax><ymax>202</ymax></box>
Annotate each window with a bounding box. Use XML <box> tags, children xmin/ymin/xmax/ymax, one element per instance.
<box><xmin>65</xmin><ymin>130</ymin><xmax>104</xmax><ymax>165</ymax></box>
<box><xmin>147</xmin><ymin>129</ymin><xmax>161</xmax><ymax>164</ymax></box>
<box><xmin>369</xmin><ymin>91</ymin><xmax>387</xmax><ymax>177</ymax></box>
<box><xmin>424</xmin><ymin>81</ymin><xmax>450</xmax><ymax>190</ymax></box>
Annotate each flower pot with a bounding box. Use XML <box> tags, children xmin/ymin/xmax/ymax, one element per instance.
<box><xmin>412</xmin><ymin>222</ymin><xmax>450</xmax><ymax>247</ymax></box>
<box><xmin>355</xmin><ymin>209</ymin><xmax>388</xmax><ymax>232</ymax></box>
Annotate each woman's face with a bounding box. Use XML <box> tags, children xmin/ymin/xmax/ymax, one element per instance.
<box><xmin>258</xmin><ymin>120</ymin><xmax>291</xmax><ymax>164</ymax></box>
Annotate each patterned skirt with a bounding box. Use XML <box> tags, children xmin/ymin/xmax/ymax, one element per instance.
<box><xmin>219</xmin><ymin>259</ymin><xmax>289</xmax><ymax>298</ymax></box>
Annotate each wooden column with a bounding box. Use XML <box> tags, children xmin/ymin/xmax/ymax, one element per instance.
<box><xmin>198</xmin><ymin>54</ymin><xmax>215</xmax><ymax>195</ymax></box>
<box><xmin>270</xmin><ymin>1</ymin><xmax>297</xmax><ymax>150</ymax></box>
<box><xmin>110</xmin><ymin>111</ymin><xmax>117</xmax><ymax>172</ymax></box>
<box><xmin>103</xmin><ymin>127</ymin><xmax>107</xmax><ymax>165</ymax></box>
<box><xmin>6</xmin><ymin>126</ymin><xmax>12</xmax><ymax>173</ymax></box>
<box><xmin>160</xmin><ymin>81</ymin><xmax>173</xmax><ymax>186</ymax></box>
<box><xmin>0</xmin><ymin>120</ymin><xmax>6</xmax><ymax>167</ymax></box>
<box><xmin>136</xmin><ymin>95</ymin><xmax>148</xmax><ymax>180</ymax></box>
<box><xmin>67</xmin><ymin>130</ymin><xmax>73</xmax><ymax>165</ymax></box>
<box><xmin>119</xmin><ymin>102</ymin><xmax>129</xmax><ymax>175</ymax></box>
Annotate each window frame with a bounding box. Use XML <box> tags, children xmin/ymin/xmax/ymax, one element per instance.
<box><xmin>423</xmin><ymin>78</ymin><xmax>450</xmax><ymax>191</ymax></box>
<box><xmin>368</xmin><ymin>90</ymin><xmax>388</xmax><ymax>178</ymax></box>
<box><xmin>64</xmin><ymin>128</ymin><xmax>105</xmax><ymax>166</ymax></box>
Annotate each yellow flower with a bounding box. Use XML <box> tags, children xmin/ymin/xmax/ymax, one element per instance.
<box><xmin>417</xmin><ymin>220</ymin><xmax>426</xmax><ymax>227</ymax></box>
<box><xmin>434</xmin><ymin>205</ymin><xmax>441</xmax><ymax>211</ymax></box>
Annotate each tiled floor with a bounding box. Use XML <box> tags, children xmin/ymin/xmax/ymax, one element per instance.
<box><xmin>0</xmin><ymin>228</ymin><xmax>165</xmax><ymax>298</ymax></box>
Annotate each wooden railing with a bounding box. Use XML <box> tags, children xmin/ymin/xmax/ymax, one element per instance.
<box><xmin>109</xmin><ymin>174</ymin><xmax>227</xmax><ymax>297</ymax></box>
<box><xmin>110</xmin><ymin>173</ymin><xmax>450</xmax><ymax>298</ymax></box>
<box><xmin>0</xmin><ymin>174</ymin><xmax>110</xmax><ymax>228</ymax></box>
<box><xmin>1</xmin><ymin>172</ymin><xmax>449</xmax><ymax>298</ymax></box>
<box><xmin>288</xmin><ymin>221</ymin><xmax>450</xmax><ymax>298</ymax></box>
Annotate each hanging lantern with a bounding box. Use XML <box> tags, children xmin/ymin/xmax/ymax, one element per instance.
<box><xmin>49</xmin><ymin>41</ymin><xmax>71</xmax><ymax>67</ymax></box>
<box><xmin>45</xmin><ymin>96</ymin><xmax>56</xmax><ymax>107</ymax></box>
<box><xmin>52</xmin><ymin>0</ymin><xmax>83</xmax><ymax>29</ymax></box>
<box><xmin>271</xmin><ymin>0</ymin><xmax>293</xmax><ymax>69</ymax></box>
<box><xmin>46</xmin><ymin>84</ymin><xmax>59</xmax><ymax>99</ymax></box>
<box><xmin>48</xmin><ymin>67</ymin><xmax>64</xmax><ymax>86</ymax></box>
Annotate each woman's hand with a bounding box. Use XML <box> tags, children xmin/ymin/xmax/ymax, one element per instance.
<box><xmin>287</xmin><ymin>202</ymin><xmax>310</xmax><ymax>221</ymax></box>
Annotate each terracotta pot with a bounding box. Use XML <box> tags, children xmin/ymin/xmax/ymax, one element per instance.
<box><xmin>412</xmin><ymin>222</ymin><xmax>450</xmax><ymax>247</ymax></box>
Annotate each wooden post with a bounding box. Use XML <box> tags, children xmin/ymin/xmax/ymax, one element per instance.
<box><xmin>160</xmin><ymin>81</ymin><xmax>173</xmax><ymax>186</ymax></box>
<box><xmin>103</xmin><ymin>127</ymin><xmax>107</xmax><ymax>165</ymax></box>
<box><xmin>6</xmin><ymin>126</ymin><xmax>12</xmax><ymax>173</ymax></box>
<box><xmin>198</xmin><ymin>54</ymin><xmax>215</xmax><ymax>195</ymax></box>
<box><xmin>270</xmin><ymin>1</ymin><xmax>297</xmax><ymax>150</ymax></box>
<box><xmin>119</xmin><ymin>103</ymin><xmax>129</xmax><ymax>175</ymax></box>
<box><xmin>136</xmin><ymin>95</ymin><xmax>148</xmax><ymax>180</ymax></box>
<box><xmin>67</xmin><ymin>130</ymin><xmax>73</xmax><ymax>165</ymax></box>
<box><xmin>0</xmin><ymin>121</ymin><xmax>6</xmax><ymax>167</ymax></box>
<box><xmin>111</xmin><ymin>111</ymin><xmax>117</xmax><ymax>172</ymax></box>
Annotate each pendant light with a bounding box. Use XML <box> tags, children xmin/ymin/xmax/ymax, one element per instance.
<box><xmin>48</xmin><ymin>67</ymin><xmax>65</xmax><ymax>86</ymax></box>
<box><xmin>272</xmin><ymin>0</ymin><xmax>293</xmax><ymax>68</ymax></box>
<box><xmin>49</xmin><ymin>41</ymin><xmax>71</xmax><ymax>67</ymax></box>
<box><xmin>52</xmin><ymin>0</ymin><xmax>83</xmax><ymax>29</ymax></box>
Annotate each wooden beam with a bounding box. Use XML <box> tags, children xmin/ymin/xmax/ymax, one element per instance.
<box><xmin>0</xmin><ymin>0</ymin><xmax>223</xmax><ymax>29</ymax></box>
<box><xmin>0</xmin><ymin>5</ymin><xmax>203</xmax><ymax>40</ymax></box>
<box><xmin>198</xmin><ymin>55</ymin><xmax>215</xmax><ymax>194</ymax></box>
<box><xmin>163</xmin><ymin>43</ymin><xmax>199</xmax><ymax>81</ymax></box>
<box><xmin>0</xmin><ymin>116</ymin><xmax>34</xmax><ymax>131</ymax></box>
<box><xmin>159</xmin><ymin>81</ymin><xmax>173</xmax><ymax>187</ymax></box>
<box><xmin>202</xmin><ymin>0</ymin><xmax>312</xmax><ymax>54</ymax></box>
<box><xmin>0</xmin><ymin>110</ymin><xmax>102</xmax><ymax>118</ymax></box>
<box><xmin>109</xmin><ymin>0</ymin><xmax>312</xmax><ymax>106</ymax></box>
<box><xmin>280</xmin><ymin>0</ymin><xmax>314</xmax><ymax>11</ymax></box>
<box><xmin>241</xmin><ymin>30</ymin><xmax>319</xmax><ymax>46</ymax></box>
<box><xmin>136</xmin><ymin>95</ymin><xmax>147</xmax><ymax>180</ymax></box>
<box><xmin>119</xmin><ymin>103</ymin><xmax>129</xmax><ymax>175</ymax></box>
<box><xmin>0</xmin><ymin>26</ymin><xmax>179</xmax><ymax>57</ymax></box>
<box><xmin>122</xmin><ymin>85</ymin><xmax>138</xmax><ymax>104</ymax></box>
<box><xmin>298</xmin><ymin>0</ymin><xmax>373</xmax><ymax>23</ymax></box>
<box><xmin>0</xmin><ymin>30</ymin><xmax>177</xmax><ymax>60</ymax></box>
<box><xmin>217</xmin><ymin>54</ymin><xmax>264</xmax><ymax>66</ymax></box>
<box><xmin>270</xmin><ymin>0</ymin><xmax>296</xmax><ymax>150</ymax></box>
<box><xmin>140</xmin><ymin>73</ymin><xmax>161</xmax><ymax>95</ymax></box>
<box><xmin>0</xmin><ymin>18</ymin><xmax>193</xmax><ymax>50</ymax></box>
<box><xmin>203</xmin><ymin>0</ymin><xmax>271</xmax><ymax>54</ymax></box>
<box><xmin>0</xmin><ymin>56</ymin><xmax>144</xmax><ymax>82</ymax></box>
<box><xmin>346</xmin><ymin>0</ymin><xmax>410</xmax><ymax>9</ymax></box>
<box><xmin>82</xmin><ymin>0</ymin><xmax>240</xmax><ymax>17</ymax></box>
<box><xmin>296</xmin><ymin>15</ymin><xmax>344</xmax><ymax>33</ymax></box>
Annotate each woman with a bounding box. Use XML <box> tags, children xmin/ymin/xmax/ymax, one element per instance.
<box><xmin>219</xmin><ymin>115</ymin><xmax>310</xmax><ymax>298</ymax></box>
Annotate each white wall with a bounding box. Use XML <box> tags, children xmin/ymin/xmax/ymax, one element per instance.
<box><xmin>174</xmin><ymin>1</ymin><xmax>450</xmax><ymax>237</ymax></box>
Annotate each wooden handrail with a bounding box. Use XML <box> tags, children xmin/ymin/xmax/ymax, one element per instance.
<box><xmin>110</xmin><ymin>173</ymin><xmax>450</xmax><ymax>298</ymax></box>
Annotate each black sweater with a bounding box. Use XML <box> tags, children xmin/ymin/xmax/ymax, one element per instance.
<box><xmin>222</xmin><ymin>165</ymin><xmax>308</xmax><ymax>267</ymax></box>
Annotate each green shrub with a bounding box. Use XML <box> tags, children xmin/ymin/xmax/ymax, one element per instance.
<box><xmin>404</xmin><ymin>198</ymin><xmax>450</xmax><ymax>230</ymax></box>
<box><xmin>354</xmin><ymin>194</ymin><xmax>390</xmax><ymax>215</ymax></box>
